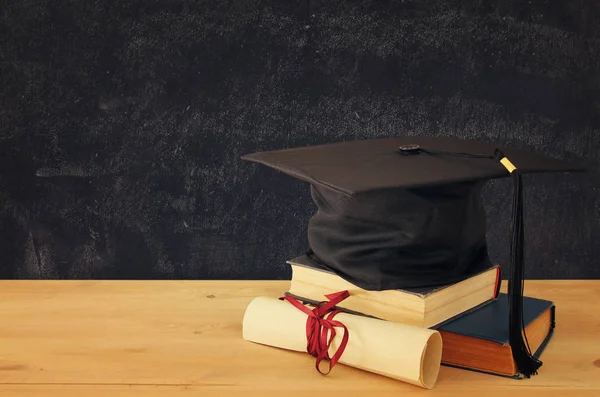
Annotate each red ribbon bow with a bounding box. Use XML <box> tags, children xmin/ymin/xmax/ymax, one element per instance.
<box><xmin>282</xmin><ymin>290</ymin><xmax>350</xmax><ymax>375</ymax></box>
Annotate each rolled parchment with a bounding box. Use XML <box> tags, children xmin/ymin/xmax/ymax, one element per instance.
<box><xmin>242</xmin><ymin>296</ymin><xmax>443</xmax><ymax>389</ymax></box>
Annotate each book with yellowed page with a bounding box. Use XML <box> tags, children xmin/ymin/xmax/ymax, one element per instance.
<box><xmin>284</xmin><ymin>255</ymin><xmax>501</xmax><ymax>328</ymax></box>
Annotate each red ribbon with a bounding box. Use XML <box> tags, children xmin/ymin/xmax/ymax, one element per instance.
<box><xmin>282</xmin><ymin>290</ymin><xmax>350</xmax><ymax>375</ymax></box>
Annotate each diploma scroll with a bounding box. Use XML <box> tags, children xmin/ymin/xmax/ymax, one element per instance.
<box><xmin>242</xmin><ymin>296</ymin><xmax>443</xmax><ymax>389</ymax></box>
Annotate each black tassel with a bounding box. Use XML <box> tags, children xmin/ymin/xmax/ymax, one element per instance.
<box><xmin>507</xmin><ymin>169</ymin><xmax>542</xmax><ymax>378</ymax></box>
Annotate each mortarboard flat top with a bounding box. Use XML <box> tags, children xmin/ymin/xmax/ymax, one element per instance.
<box><xmin>242</xmin><ymin>136</ymin><xmax>583</xmax><ymax>196</ymax></box>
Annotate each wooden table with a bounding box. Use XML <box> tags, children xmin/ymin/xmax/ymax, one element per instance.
<box><xmin>0</xmin><ymin>280</ymin><xmax>598</xmax><ymax>396</ymax></box>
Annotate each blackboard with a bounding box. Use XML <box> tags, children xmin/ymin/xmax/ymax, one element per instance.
<box><xmin>0</xmin><ymin>1</ymin><xmax>598</xmax><ymax>280</ymax></box>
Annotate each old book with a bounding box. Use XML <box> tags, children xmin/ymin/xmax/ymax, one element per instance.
<box><xmin>285</xmin><ymin>255</ymin><xmax>500</xmax><ymax>328</ymax></box>
<box><xmin>436</xmin><ymin>294</ymin><xmax>555</xmax><ymax>378</ymax></box>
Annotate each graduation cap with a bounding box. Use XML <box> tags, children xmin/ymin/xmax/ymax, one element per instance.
<box><xmin>241</xmin><ymin>135</ymin><xmax>584</xmax><ymax>377</ymax></box>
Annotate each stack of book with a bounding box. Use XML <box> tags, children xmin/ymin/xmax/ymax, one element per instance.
<box><xmin>283</xmin><ymin>254</ymin><xmax>555</xmax><ymax>378</ymax></box>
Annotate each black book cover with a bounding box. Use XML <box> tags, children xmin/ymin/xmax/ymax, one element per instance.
<box><xmin>435</xmin><ymin>293</ymin><xmax>556</xmax><ymax>378</ymax></box>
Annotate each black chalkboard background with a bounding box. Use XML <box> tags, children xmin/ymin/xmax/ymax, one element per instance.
<box><xmin>1</xmin><ymin>1</ymin><xmax>598</xmax><ymax>280</ymax></box>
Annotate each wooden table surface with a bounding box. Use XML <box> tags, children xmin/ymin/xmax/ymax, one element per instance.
<box><xmin>0</xmin><ymin>280</ymin><xmax>598</xmax><ymax>396</ymax></box>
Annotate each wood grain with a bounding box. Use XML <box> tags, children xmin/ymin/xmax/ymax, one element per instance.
<box><xmin>0</xmin><ymin>280</ymin><xmax>599</xmax><ymax>396</ymax></box>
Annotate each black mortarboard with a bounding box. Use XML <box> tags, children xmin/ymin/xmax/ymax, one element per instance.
<box><xmin>241</xmin><ymin>135</ymin><xmax>584</xmax><ymax>377</ymax></box>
